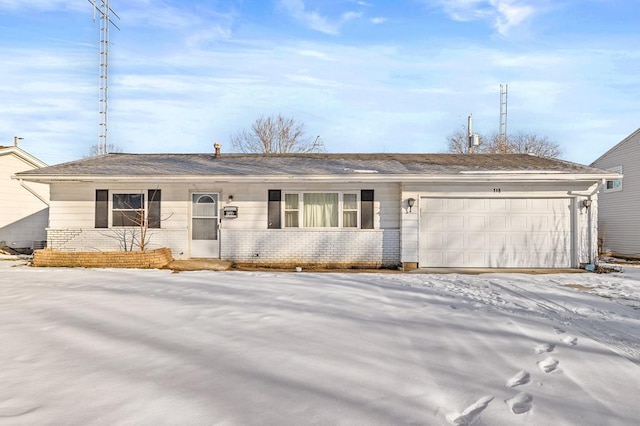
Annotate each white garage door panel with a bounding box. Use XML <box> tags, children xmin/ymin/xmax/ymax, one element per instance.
<box><xmin>420</xmin><ymin>198</ymin><xmax>572</xmax><ymax>268</ymax></box>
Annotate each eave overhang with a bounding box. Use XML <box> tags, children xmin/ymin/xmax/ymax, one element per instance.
<box><xmin>16</xmin><ymin>171</ymin><xmax>621</xmax><ymax>185</ymax></box>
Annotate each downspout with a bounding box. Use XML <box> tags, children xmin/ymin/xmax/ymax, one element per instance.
<box><xmin>19</xmin><ymin>179</ymin><xmax>50</xmax><ymax>206</ymax></box>
<box><xmin>587</xmin><ymin>198</ymin><xmax>592</xmax><ymax>265</ymax></box>
<box><xmin>586</xmin><ymin>179</ymin><xmax>605</xmax><ymax>266</ymax></box>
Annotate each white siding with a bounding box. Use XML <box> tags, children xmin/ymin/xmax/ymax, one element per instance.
<box><xmin>592</xmin><ymin>129</ymin><xmax>640</xmax><ymax>256</ymax></box>
<box><xmin>50</xmin><ymin>182</ymin><xmax>188</xmax><ymax>229</ymax></box>
<box><xmin>0</xmin><ymin>153</ymin><xmax>49</xmax><ymax>247</ymax></box>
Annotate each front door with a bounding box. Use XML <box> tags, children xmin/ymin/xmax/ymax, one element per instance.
<box><xmin>190</xmin><ymin>193</ymin><xmax>220</xmax><ymax>258</ymax></box>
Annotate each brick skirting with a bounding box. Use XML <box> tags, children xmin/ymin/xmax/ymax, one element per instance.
<box><xmin>33</xmin><ymin>247</ymin><xmax>174</xmax><ymax>269</ymax></box>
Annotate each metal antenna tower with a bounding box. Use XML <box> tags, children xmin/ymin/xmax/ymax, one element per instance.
<box><xmin>89</xmin><ymin>1</ymin><xmax>120</xmax><ymax>155</ymax></box>
<box><xmin>311</xmin><ymin>135</ymin><xmax>327</xmax><ymax>152</ymax></box>
<box><xmin>499</xmin><ymin>83</ymin><xmax>508</xmax><ymax>153</ymax></box>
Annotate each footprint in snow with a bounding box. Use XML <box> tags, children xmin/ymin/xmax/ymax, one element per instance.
<box><xmin>553</xmin><ymin>326</ymin><xmax>566</xmax><ymax>334</ymax></box>
<box><xmin>0</xmin><ymin>398</ymin><xmax>40</xmax><ymax>417</ymax></box>
<box><xmin>537</xmin><ymin>357</ymin><xmax>559</xmax><ymax>373</ymax></box>
<box><xmin>505</xmin><ymin>392</ymin><xmax>533</xmax><ymax>415</ymax></box>
<box><xmin>562</xmin><ymin>335</ymin><xmax>578</xmax><ymax>346</ymax></box>
<box><xmin>534</xmin><ymin>343</ymin><xmax>556</xmax><ymax>354</ymax></box>
<box><xmin>445</xmin><ymin>395</ymin><xmax>494</xmax><ymax>426</ymax></box>
<box><xmin>506</xmin><ymin>370</ymin><xmax>531</xmax><ymax>388</ymax></box>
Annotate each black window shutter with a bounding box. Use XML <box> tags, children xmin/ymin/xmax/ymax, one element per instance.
<box><xmin>361</xmin><ymin>190</ymin><xmax>374</xmax><ymax>229</ymax></box>
<box><xmin>95</xmin><ymin>190</ymin><xmax>109</xmax><ymax>228</ymax></box>
<box><xmin>148</xmin><ymin>189</ymin><xmax>161</xmax><ymax>229</ymax></box>
<box><xmin>268</xmin><ymin>190</ymin><xmax>281</xmax><ymax>229</ymax></box>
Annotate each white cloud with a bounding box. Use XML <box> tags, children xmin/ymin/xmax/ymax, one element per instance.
<box><xmin>185</xmin><ymin>26</ymin><xmax>233</xmax><ymax>48</ymax></box>
<box><xmin>296</xmin><ymin>49</ymin><xmax>337</xmax><ymax>61</ymax></box>
<box><xmin>492</xmin><ymin>0</ymin><xmax>534</xmax><ymax>34</ymax></box>
<box><xmin>430</xmin><ymin>0</ymin><xmax>538</xmax><ymax>35</ymax></box>
<box><xmin>342</xmin><ymin>11</ymin><xmax>363</xmax><ymax>21</ymax></box>
<box><xmin>284</xmin><ymin>74</ymin><xmax>341</xmax><ymax>87</ymax></box>
<box><xmin>277</xmin><ymin>0</ymin><xmax>364</xmax><ymax>35</ymax></box>
<box><xmin>0</xmin><ymin>0</ymin><xmax>83</xmax><ymax>11</ymax></box>
<box><xmin>277</xmin><ymin>0</ymin><xmax>339</xmax><ymax>34</ymax></box>
<box><xmin>371</xmin><ymin>17</ymin><xmax>387</xmax><ymax>24</ymax></box>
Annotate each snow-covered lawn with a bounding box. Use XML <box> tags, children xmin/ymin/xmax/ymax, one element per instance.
<box><xmin>1</xmin><ymin>259</ymin><xmax>639</xmax><ymax>425</ymax></box>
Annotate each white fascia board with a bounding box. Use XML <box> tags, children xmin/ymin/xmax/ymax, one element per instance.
<box><xmin>0</xmin><ymin>146</ymin><xmax>48</xmax><ymax>169</ymax></box>
<box><xmin>16</xmin><ymin>172</ymin><xmax>620</xmax><ymax>184</ymax></box>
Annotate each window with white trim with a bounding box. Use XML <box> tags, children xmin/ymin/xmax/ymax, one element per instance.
<box><xmin>605</xmin><ymin>166</ymin><xmax>622</xmax><ymax>192</ymax></box>
<box><xmin>112</xmin><ymin>193</ymin><xmax>145</xmax><ymax>226</ymax></box>
<box><xmin>95</xmin><ymin>190</ymin><xmax>162</xmax><ymax>228</ymax></box>
<box><xmin>284</xmin><ymin>193</ymin><xmax>300</xmax><ymax>227</ymax></box>
<box><xmin>342</xmin><ymin>193</ymin><xmax>358</xmax><ymax>228</ymax></box>
<box><xmin>283</xmin><ymin>192</ymin><xmax>359</xmax><ymax>228</ymax></box>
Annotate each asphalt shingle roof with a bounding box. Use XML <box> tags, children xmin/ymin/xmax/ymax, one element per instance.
<box><xmin>17</xmin><ymin>152</ymin><xmax>608</xmax><ymax>177</ymax></box>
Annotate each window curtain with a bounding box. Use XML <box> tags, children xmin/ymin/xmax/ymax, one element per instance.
<box><xmin>304</xmin><ymin>193</ymin><xmax>338</xmax><ymax>227</ymax></box>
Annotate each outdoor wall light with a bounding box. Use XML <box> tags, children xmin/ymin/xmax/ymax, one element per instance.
<box><xmin>582</xmin><ymin>199</ymin><xmax>592</xmax><ymax>209</ymax></box>
<box><xmin>228</xmin><ymin>195</ymin><xmax>234</xmax><ymax>202</ymax></box>
<box><xmin>407</xmin><ymin>197</ymin><xmax>416</xmax><ymax>213</ymax></box>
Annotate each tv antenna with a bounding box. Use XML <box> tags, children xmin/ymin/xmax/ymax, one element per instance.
<box><xmin>88</xmin><ymin>0</ymin><xmax>120</xmax><ymax>155</ymax></box>
<box><xmin>499</xmin><ymin>83</ymin><xmax>508</xmax><ymax>153</ymax></box>
<box><xmin>311</xmin><ymin>135</ymin><xmax>326</xmax><ymax>152</ymax></box>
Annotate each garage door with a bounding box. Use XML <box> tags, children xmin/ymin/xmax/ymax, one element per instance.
<box><xmin>419</xmin><ymin>198</ymin><xmax>572</xmax><ymax>268</ymax></box>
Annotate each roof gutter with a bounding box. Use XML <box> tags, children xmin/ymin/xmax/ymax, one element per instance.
<box><xmin>15</xmin><ymin>172</ymin><xmax>621</xmax><ymax>184</ymax></box>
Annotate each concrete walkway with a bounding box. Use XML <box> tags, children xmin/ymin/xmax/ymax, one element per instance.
<box><xmin>166</xmin><ymin>259</ymin><xmax>232</xmax><ymax>271</ymax></box>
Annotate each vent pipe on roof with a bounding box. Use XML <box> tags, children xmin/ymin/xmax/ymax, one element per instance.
<box><xmin>214</xmin><ymin>142</ymin><xmax>221</xmax><ymax>158</ymax></box>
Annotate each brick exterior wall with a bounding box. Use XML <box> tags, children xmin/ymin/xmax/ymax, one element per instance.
<box><xmin>45</xmin><ymin>227</ymin><xmax>401</xmax><ymax>268</ymax></box>
<box><xmin>221</xmin><ymin>229</ymin><xmax>401</xmax><ymax>268</ymax></box>
<box><xmin>33</xmin><ymin>247</ymin><xmax>173</xmax><ymax>269</ymax></box>
<box><xmin>47</xmin><ymin>228</ymin><xmax>188</xmax><ymax>258</ymax></box>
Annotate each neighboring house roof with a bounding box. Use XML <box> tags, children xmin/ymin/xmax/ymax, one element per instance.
<box><xmin>591</xmin><ymin>127</ymin><xmax>640</xmax><ymax>166</ymax></box>
<box><xmin>16</xmin><ymin>152</ymin><xmax>615</xmax><ymax>182</ymax></box>
<box><xmin>0</xmin><ymin>145</ymin><xmax>48</xmax><ymax>169</ymax></box>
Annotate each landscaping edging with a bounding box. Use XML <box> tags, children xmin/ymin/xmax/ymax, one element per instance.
<box><xmin>32</xmin><ymin>248</ymin><xmax>173</xmax><ymax>269</ymax></box>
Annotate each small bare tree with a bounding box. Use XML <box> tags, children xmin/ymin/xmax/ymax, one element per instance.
<box><xmin>231</xmin><ymin>114</ymin><xmax>323</xmax><ymax>154</ymax></box>
<box><xmin>102</xmin><ymin>191</ymin><xmax>171</xmax><ymax>251</ymax></box>
<box><xmin>504</xmin><ymin>132</ymin><xmax>562</xmax><ymax>158</ymax></box>
<box><xmin>86</xmin><ymin>143</ymin><xmax>123</xmax><ymax>157</ymax></box>
<box><xmin>446</xmin><ymin>127</ymin><xmax>488</xmax><ymax>154</ymax></box>
<box><xmin>446</xmin><ymin>129</ymin><xmax>562</xmax><ymax>158</ymax></box>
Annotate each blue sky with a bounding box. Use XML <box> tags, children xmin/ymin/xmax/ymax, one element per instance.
<box><xmin>1</xmin><ymin>0</ymin><xmax>638</xmax><ymax>165</ymax></box>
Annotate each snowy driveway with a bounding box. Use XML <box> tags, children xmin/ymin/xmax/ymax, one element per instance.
<box><xmin>1</xmin><ymin>260</ymin><xmax>639</xmax><ymax>425</ymax></box>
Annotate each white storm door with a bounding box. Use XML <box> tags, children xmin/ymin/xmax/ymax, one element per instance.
<box><xmin>190</xmin><ymin>193</ymin><xmax>220</xmax><ymax>258</ymax></box>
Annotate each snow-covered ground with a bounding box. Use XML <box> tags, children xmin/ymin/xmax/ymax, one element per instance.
<box><xmin>1</xmin><ymin>258</ymin><xmax>639</xmax><ymax>425</ymax></box>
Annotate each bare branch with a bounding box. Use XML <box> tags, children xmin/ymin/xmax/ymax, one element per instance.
<box><xmin>85</xmin><ymin>143</ymin><xmax>123</xmax><ymax>157</ymax></box>
<box><xmin>446</xmin><ymin>128</ymin><xmax>561</xmax><ymax>158</ymax></box>
<box><xmin>231</xmin><ymin>114</ymin><xmax>323</xmax><ymax>154</ymax></box>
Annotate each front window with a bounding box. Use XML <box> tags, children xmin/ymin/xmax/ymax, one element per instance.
<box><xmin>284</xmin><ymin>192</ymin><xmax>357</xmax><ymax>228</ymax></box>
<box><xmin>113</xmin><ymin>193</ymin><xmax>144</xmax><ymax>226</ymax></box>
<box><xmin>284</xmin><ymin>193</ymin><xmax>299</xmax><ymax>227</ymax></box>
<box><xmin>343</xmin><ymin>193</ymin><xmax>358</xmax><ymax>228</ymax></box>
